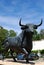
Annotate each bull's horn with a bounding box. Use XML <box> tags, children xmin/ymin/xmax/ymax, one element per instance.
<box><xmin>36</xmin><ymin>19</ymin><xmax>43</xmax><ymax>27</ymax></box>
<box><xmin>19</xmin><ymin>18</ymin><xmax>25</xmax><ymax>26</ymax></box>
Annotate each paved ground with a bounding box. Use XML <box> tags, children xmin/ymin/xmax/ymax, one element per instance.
<box><xmin>0</xmin><ymin>58</ymin><xmax>44</xmax><ymax>65</ymax></box>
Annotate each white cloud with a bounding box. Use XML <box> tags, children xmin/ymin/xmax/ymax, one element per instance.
<box><xmin>0</xmin><ymin>0</ymin><xmax>44</xmax><ymax>35</ymax></box>
<box><xmin>0</xmin><ymin>15</ymin><xmax>44</xmax><ymax>34</ymax></box>
<box><xmin>0</xmin><ymin>16</ymin><xmax>20</xmax><ymax>25</ymax></box>
<box><xmin>0</xmin><ymin>16</ymin><xmax>21</xmax><ymax>34</ymax></box>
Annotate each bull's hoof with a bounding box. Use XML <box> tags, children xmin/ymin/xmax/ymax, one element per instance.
<box><xmin>2</xmin><ymin>56</ymin><xmax>5</xmax><ymax>61</ymax></box>
<box><xmin>26</xmin><ymin>59</ymin><xmax>29</xmax><ymax>63</ymax></box>
<box><xmin>14</xmin><ymin>60</ymin><xmax>17</xmax><ymax>62</ymax></box>
<box><xmin>13</xmin><ymin>58</ymin><xmax>17</xmax><ymax>62</ymax></box>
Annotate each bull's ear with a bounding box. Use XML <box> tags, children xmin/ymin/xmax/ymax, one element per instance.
<box><xmin>34</xmin><ymin>25</ymin><xmax>37</xmax><ymax>29</ymax></box>
<box><xmin>21</xmin><ymin>26</ymin><xmax>28</xmax><ymax>30</ymax></box>
<box><xmin>21</xmin><ymin>26</ymin><xmax>25</xmax><ymax>30</ymax></box>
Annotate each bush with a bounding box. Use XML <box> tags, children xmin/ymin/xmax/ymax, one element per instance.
<box><xmin>40</xmin><ymin>50</ymin><xmax>44</xmax><ymax>54</ymax></box>
<box><xmin>31</xmin><ymin>50</ymin><xmax>38</xmax><ymax>54</ymax></box>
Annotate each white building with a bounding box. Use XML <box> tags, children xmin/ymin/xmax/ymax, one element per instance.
<box><xmin>32</xmin><ymin>40</ymin><xmax>44</xmax><ymax>50</ymax></box>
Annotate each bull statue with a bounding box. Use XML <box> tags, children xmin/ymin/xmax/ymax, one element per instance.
<box><xmin>2</xmin><ymin>19</ymin><xmax>42</xmax><ymax>63</ymax></box>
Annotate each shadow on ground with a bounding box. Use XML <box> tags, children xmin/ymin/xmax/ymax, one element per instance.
<box><xmin>0</xmin><ymin>64</ymin><xmax>3</xmax><ymax>65</ymax></box>
<box><xmin>17</xmin><ymin>61</ymin><xmax>35</xmax><ymax>65</ymax></box>
<box><xmin>6</xmin><ymin>59</ymin><xmax>35</xmax><ymax>65</ymax></box>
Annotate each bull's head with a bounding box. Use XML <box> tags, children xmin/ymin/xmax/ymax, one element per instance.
<box><xmin>19</xmin><ymin>18</ymin><xmax>43</xmax><ymax>33</ymax></box>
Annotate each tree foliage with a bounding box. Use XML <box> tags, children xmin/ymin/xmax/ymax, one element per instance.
<box><xmin>40</xmin><ymin>49</ymin><xmax>44</xmax><ymax>54</ymax></box>
<box><xmin>0</xmin><ymin>26</ymin><xmax>16</xmax><ymax>51</ymax></box>
<box><xmin>33</xmin><ymin>30</ymin><xmax>41</xmax><ymax>40</ymax></box>
<box><xmin>40</xmin><ymin>29</ymin><xmax>44</xmax><ymax>39</ymax></box>
<box><xmin>9</xmin><ymin>30</ymin><xmax>16</xmax><ymax>37</ymax></box>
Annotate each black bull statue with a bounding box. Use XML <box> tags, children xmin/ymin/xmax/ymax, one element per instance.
<box><xmin>2</xmin><ymin>19</ymin><xmax>42</xmax><ymax>62</ymax></box>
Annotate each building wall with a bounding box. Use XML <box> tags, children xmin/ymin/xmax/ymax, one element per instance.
<box><xmin>32</xmin><ymin>40</ymin><xmax>44</xmax><ymax>50</ymax></box>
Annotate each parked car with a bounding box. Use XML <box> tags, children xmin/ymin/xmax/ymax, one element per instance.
<box><xmin>17</xmin><ymin>53</ymin><xmax>39</xmax><ymax>60</ymax></box>
<box><xmin>28</xmin><ymin>53</ymin><xmax>39</xmax><ymax>60</ymax></box>
<box><xmin>17</xmin><ymin>53</ymin><xmax>25</xmax><ymax>60</ymax></box>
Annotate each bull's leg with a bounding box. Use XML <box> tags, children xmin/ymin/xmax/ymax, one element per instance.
<box><xmin>10</xmin><ymin>49</ymin><xmax>17</xmax><ymax>62</ymax></box>
<box><xmin>26</xmin><ymin>50</ymin><xmax>31</xmax><ymax>63</ymax></box>
<box><xmin>22</xmin><ymin>48</ymin><xmax>28</xmax><ymax>54</ymax></box>
<box><xmin>2</xmin><ymin>47</ymin><xmax>9</xmax><ymax>60</ymax></box>
<box><xmin>21</xmin><ymin>48</ymin><xmax>29</xmax><ymax>63</ymax></box>
<box><xmin>25</xmin><ymin>53</ymin><xmax>30</xmax><ymax>63</ymax></box>
<box><xmin>22</xmin><ymin>48</ymin><xmax>31</xmax><ymax>63</ymax></box>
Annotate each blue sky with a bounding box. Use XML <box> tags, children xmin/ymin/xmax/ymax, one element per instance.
<box><xmin>0</xmin><ymin>0</ymin><xmax>44</xmax><ymax>34</ymax></box>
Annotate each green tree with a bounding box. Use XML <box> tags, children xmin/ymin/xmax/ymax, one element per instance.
<box><xmin>40</xmin><ymin>29</ymin><xmax>44</xmax><ymax>39</ymax></box>
<box><xmin>9</xmin><ymin>30</ymin><xmax>16</xmax><ymax>37</ymax></box>
<box><xmin>33</xmin><ymin>30</ymin><xmax>41</xmax><ymax>40</ymax></box>
<box><xmin>36</xmin><ymin>34</ymin><xmax>41</xmax><ymax>40</ymax></box>
<box><xmin>0</xmin><ymin>27</ymin><xmax>9</xmax><ymax>42</ymax></box>
<box><xmin>40</xmin><ymin>49</ymin><xmax>44</xmax><ymax>54</ymax></box>
<box><xmin>33</xmin><ymin>30</ymin><xmax>38</xmax><ymax>40</ymax></box>
<box><xmin>0</xmin><ymin>26</ymin><xmax>9</xmax><ymax>52</ymax></box>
